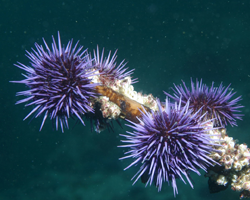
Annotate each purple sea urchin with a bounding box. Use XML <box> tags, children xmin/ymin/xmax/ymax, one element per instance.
<box><xmin>93</xmin><ymin>46</ymin><xmax>136</xmax><ymax>84</ymax></box>
<box><xmin>119</xmin><ymin>98</ymin><xmax>218</xmax><ymax>196</ymax></box>
<box><xmin>11</xmin><ymin>32</ymin><xmax>98</xmax><ymax>132</ymax></box>
<box><xmin>164</xmin><ymin>79</ymin><xmax>243</xmax><ymax>127</ymax></box>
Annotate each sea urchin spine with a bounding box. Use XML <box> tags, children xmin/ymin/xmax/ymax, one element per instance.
<box><xmin>164</xmin><ymin>78</ymin><xmax>243</xmax><ymax>127</ymax></box>
<box><xmin>93</xmin><ymin>46</ymin><xmax>136</xmax><ymax>84</ymax></box>
<box><xmin>11</xmin><ymin>32</ymin><xmax>98</xmax><ymax>132</ymax></box>
<box><xmin>119</xmin><ymin>98</ymin><xmax>219</xmax><ymax>196</ymax></box>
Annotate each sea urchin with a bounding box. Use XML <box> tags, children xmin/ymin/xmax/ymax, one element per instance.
<box><xmin>164</xmin><ymin>78</ymin><xmax>243</xmax><ymax>127</ymax></box>
<box><xmin>119</xmin><ymin>98</ymin><xmax>218</xmax><ymax>196</ymax></box>
<box><xmin>11</xmin><ymin>32</ymin><xmax>98</xmax><ymax>132</ymax></box>
<box><xmin>93</xmin><ymin>46</ymin><xmax>136</xmax><ymax>84</ymax></box>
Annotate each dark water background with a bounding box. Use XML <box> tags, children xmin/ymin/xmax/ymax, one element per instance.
<box><xmin>1</xmin><ymin>0</ymin><xmax>250</xmax><ymax>199</ymax></box>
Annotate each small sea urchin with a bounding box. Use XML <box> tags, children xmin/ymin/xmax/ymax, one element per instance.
<box><xmin>164</xmin><ymin>79</ymin><xmax>243</xmax><ymax>127</ymax></box>
<box><xmin>119</xmin><ymin>98</ymin><xmax>218</xmax><ymax>196</ymax></box>
<box><xmin>11</xmin><ymin>32</ymin><xmax>98</xmax><ymax>132</ymax></box>
<box><xmin>93</xmin><ymin>46</ymin><xmax>136</xmax><ymax>83</ymax></box>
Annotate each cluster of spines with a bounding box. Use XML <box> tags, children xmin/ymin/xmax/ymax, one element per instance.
<box><xmin>119</xmin><ymin>98</ymin><xmax>220</xmax><ymax>196</ymax></box>
<box><xmin>164</xmin><ymin>78</ymin><xmax>243</xmax><ymax>127</ymax></box>
<box><xmin>119</xmin><ymin>78</ymin><xmax>243</xmax><ymax>195</ymax></box>
<box><xmin>11</xmin><ymin>32</ymin><xmax>134</xmax><ymax>132</ymax></box>
<box><xmin>11</xmin><ymin>32</ymin><xmax>245</xmax><ymax>197</ymax></box>
<box><xmin>93</xmin><ymin>46</ymin><xmax>136</xmax><ymax>83</ymax></box>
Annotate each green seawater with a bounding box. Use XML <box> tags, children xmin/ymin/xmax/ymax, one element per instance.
<box><xmin>1</xmin><ymin>0</ymin><xmax>250</xmax><ymax>199</ymax></box>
